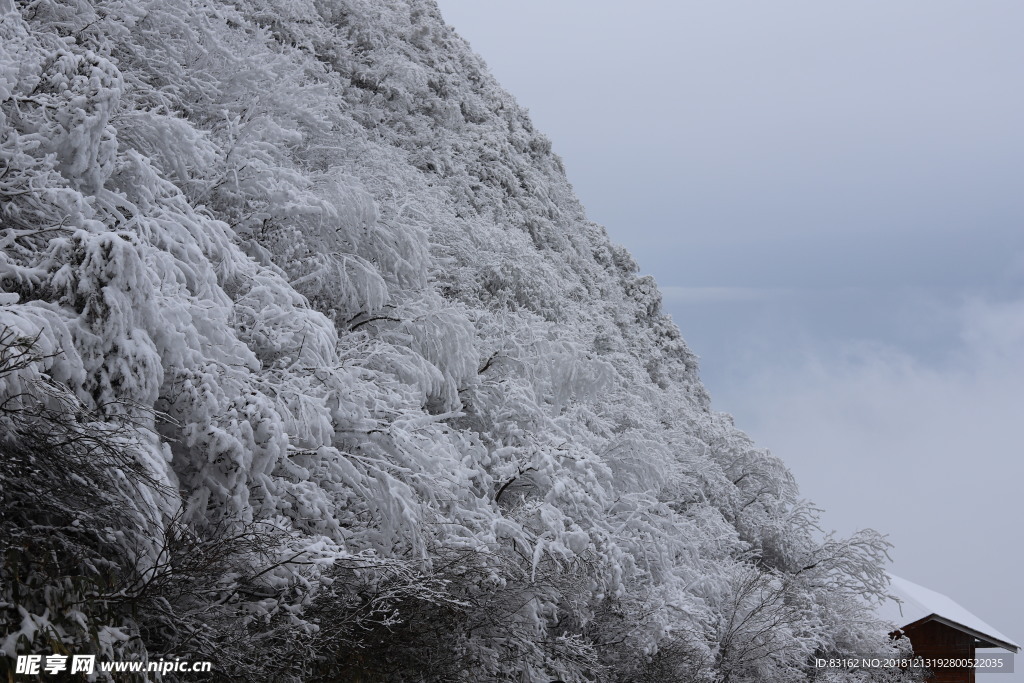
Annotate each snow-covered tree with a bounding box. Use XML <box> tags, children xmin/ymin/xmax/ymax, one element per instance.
<box><xmin>0</xmin><ymin>0</ymin><xmax>919</xmax><ymax>680</ymax></box>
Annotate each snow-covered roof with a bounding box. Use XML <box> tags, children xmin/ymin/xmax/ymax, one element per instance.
<box><xmin>877</xmin><ymin>573</ymin><xmax>1019</xmax><ymax>653</ymax></box>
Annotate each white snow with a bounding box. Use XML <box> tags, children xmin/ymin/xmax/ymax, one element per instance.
<box><xmin>879</xmin><ymin>573</ymin><xmax>1019</xmax><ymax>652</ymax></box>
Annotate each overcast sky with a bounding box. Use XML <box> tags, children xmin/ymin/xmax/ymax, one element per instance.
<box><xmin>435</xmin><ymin>1</ymin><xmax>1024</xmax><ymax>677</ymax></box>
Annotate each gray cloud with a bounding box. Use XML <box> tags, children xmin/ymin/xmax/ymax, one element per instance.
<box><xmin>717</xmin><ymin>295</ymin><xmax>1024</xmax><ymax>680</ymax></box>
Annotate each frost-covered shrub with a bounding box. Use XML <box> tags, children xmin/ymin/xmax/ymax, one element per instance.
<box><xmin>0</xmin><ymin>326</ymin><xmax>155</xmax><ymax>673</ymax></box>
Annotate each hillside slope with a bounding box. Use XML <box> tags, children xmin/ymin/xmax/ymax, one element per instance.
<box><xmin>0</xmin><ymin>1</ymin><xmax>911</xmax><ymax>680</ymax></box>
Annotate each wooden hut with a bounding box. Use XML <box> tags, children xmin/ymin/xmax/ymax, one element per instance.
<box><xmin>878</xmin><ymin>574</ymin><xmax>1019</xmax><ymax>683</ymax></box>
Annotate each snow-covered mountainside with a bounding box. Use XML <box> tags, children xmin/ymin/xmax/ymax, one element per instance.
<box><xmin>1</xmin><ymin>1</ymin><xmax>912</xmax><ymax>680</ymax></box>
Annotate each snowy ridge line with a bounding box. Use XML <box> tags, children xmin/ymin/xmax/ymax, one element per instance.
<box><xmin>1</xmin><ymin>0</ymin><xmax>906</xmax><ymax>681</ymax></box>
